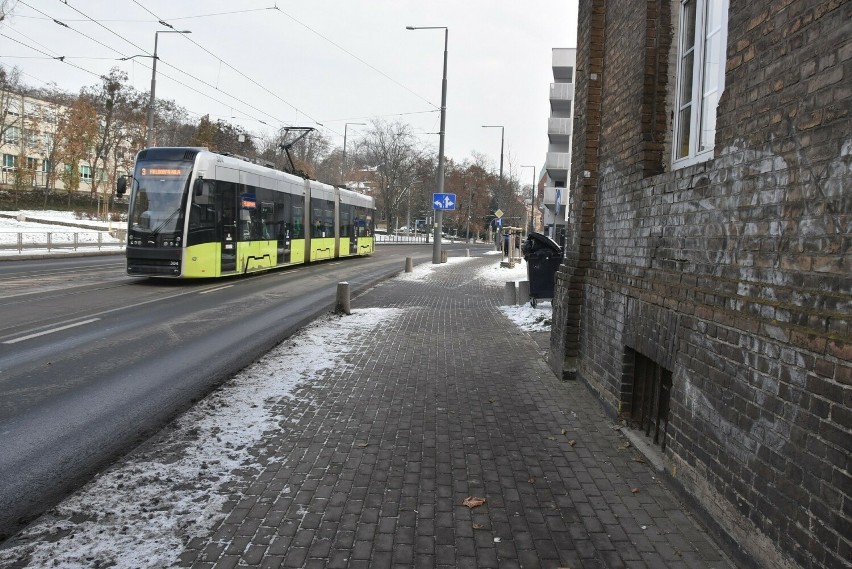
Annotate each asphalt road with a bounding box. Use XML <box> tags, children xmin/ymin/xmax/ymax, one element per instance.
<box><xmin>0</xmin><ymin>244</ymin><xmax>480</xmax><ymax>540</ymax></box>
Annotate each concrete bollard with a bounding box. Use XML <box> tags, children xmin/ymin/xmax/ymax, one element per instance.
<box><xmin>518</xmin><ymin>280</ymin><xmax>530</xmax><ymax>305</ymax></box>
<box><xmin>465</xmin><ymin>249</ymin><xmax>470</xmax><ymax>257</ymax></box>
<box><xmin>405</xmin><ymin>257</ymin><xmax>413</xmax><ymax>272</ymax></box>
<box><xmin>503</xmin><ymin>281</ymin><xmax>517</xmax><ymax>305</ymax></box>
<box><xmin>335</xmin><ymin>282</ymin><xmax>351</xmax><ymax>315</ymax></box>
<box><xmin>441</xmin><ymin>250</ymin><xmax>448</xmax><ymax>263</ymax></box>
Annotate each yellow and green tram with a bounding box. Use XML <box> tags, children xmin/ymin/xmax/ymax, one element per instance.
<box><xmin>117</xmin><ymin>147</ymin><xmax>375</xmax><ymax>278</ymax></box>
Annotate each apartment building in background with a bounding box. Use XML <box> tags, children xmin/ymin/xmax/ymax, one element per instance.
<box><xmin>542</xmin><ymin>47</ymin><xmax>576</xmax><ymax>246</ymax></box>
<box><xmin>0</xmin><ymin>91</ymin><xmax>127</xmax><ymax>193</ymax></box>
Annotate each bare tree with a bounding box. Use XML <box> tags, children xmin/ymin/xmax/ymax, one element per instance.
<box><xmin>0</xmin><ymin>0</ymin><xmax>17</xmax><ymax>23</ymax></box>
<box><xmin>54</xmin><ymin>98</ymin><xmax>97</xmax><ymax>208</ymax></box>
<box><xmin>150</xmin><ymin>98</ymin><xmax>190</xmax><ymax>148</ymax></box>
<box><xmin>81</xmin><ymin>68</ymin><xmax>132</xmax><ymax>202</ymax></box>
<box><xmin>0</xmin><ymin>66</ymin><xmax>22</xmax><ymax>147</ymax></box>
<box><xmin>359</xmin><ymin>118</ymin><xmax>424</xmax><ymax>230</ymax></box>
<box><xmin>442</xmin><ymin>153</ymin><xmax>495</xmax><ymax>240</ymax></box>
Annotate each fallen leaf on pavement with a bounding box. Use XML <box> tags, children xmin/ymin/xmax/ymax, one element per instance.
<box><xmin>631</xmin><ymin>487</ymin><xmax>640</xmax><ymax>493</ymax></box>
<box><xmin>472</xmin><ymin>523</ymin><xmax>485</xmax><ymax>530</ymax></box>
<box><xmin>567</xmin><ymin>439</ymin><xmax>576</xmax><ymax>446</ymax></box>
<box><xmin>462</xmin><ymin>496</ymin><xmax>486</xmax><ymax>509</ymax></box>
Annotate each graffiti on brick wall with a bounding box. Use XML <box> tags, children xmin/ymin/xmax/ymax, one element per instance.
<box><xmin>709</xmin><ymin>135</ymin><xmax>852</xmax><ymax>272</ymax></box>
<box><xmin>680</xmin><ymin>333</ymin><xmax>804</xmax><ymax>467</ymax></box>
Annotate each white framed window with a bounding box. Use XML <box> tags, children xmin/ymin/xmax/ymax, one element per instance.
<box><xmin>24</xmin><ymin>129</ymin><xmax>39</xmax><ymax>149</ymax></box>
<box><xmin>2</xmin><ymin>153</ymin><xmax>17</xmax><ymax>170</ymax></box>
<box><xmin>80</xmin><ymin>164</ymin><xmax>92</xmax><ymax>180</ymax></box>
<box><xmin>3</xmin><ymin>126</ymin><xmax>20</xmax><ymax>145</ymax></box>
<box><xmin>673</xmin><ymin>0</ymin><xmax>729</xmax><ymax>167</ymax></box>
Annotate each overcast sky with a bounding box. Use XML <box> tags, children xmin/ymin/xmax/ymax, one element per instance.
<box><xmin>2</xmin><ymin>0</ymin><xmax>578</xmax><ymax>179</ymax></box>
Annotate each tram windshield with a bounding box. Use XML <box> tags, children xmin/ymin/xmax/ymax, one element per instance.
<box><xmin>129</xmin><ymin>163</ymin><xmax>192</xmax><ymax>234</ymax></box>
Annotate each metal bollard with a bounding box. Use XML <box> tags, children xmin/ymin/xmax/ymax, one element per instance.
<box><xmin>518</xmin><ymin>280</ymin><xmax>530</xmax><ymax>305</ymax></box>
<box><xmin>441</xmin><ymin>250</ymin><xmax>448</xmax><ymax>263</ymax></box>
<box><xmin>503</xmin><ymin>281</ymin><xmax>517</xmax><ymax>305</ymax></box>
<box><xmin>335</xmin><ymin>282</ymin><xmax>351</xmax><ymax>315</ymax></box>
<box><xmin>405</xmin><ymin>257</ymin><xmax>413</xmax><ymax>272</ymax></box>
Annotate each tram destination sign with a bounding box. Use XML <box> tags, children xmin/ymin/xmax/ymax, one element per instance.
<box><xmin>141</xmin><ymin>167</ymin><xmax>183</xmax><ymax>176</ymax></box>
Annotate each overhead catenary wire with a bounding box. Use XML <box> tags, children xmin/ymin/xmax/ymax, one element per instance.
<box><xmin>130</xmin><ymin>1</ymin><xmax>439</xmax><ymax>136</ymax></box>
<box><xmin>6</xmin><ymin>1</ymin><xmax>288</xmax><ymax>128</ymax></box>
<box><xmin>5</xmin><ymin>1</ymin><xmax>441</xmax><ymax>145</ymax></box>
<box><xmin>130</xmin><ymin>0</ymin><xmax>327</xmax><ymax>131</ymax></box>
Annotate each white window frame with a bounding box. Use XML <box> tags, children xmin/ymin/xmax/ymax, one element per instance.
<box><xmin>672</xmin><ymin>0</ymin><xmax>729</xmax><ymax>168</ymax></box>
<box><xmin>4</xmin><ymin>126</ymin><xmax>20</xmax><ymax>145</ymax></box>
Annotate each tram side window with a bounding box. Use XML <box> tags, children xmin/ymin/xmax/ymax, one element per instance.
<box><xmin>187</xmin><ymin>180</ymin><xmax>217</xmax><ymax>246</ymax></box>
<box><xmin>324</xmin><ymin>209</ymin><xmax>334</xmax><ymax>238</ymax></box>
<box><xmin>340</xmin><ymin>205</ymin><xmax>353</xmax><ymax>238</ymax></box>
<box><xmin>354</xmin><ymin>206</ymin><xmax>374</xmax><ymax>237</ymax></box>
<box><xmin>312</xmin><ymin>208</ymin><xmax>324</xmax><ymax>237</ymax></box>
<box><xmin>276</xmin><ymin>194</ymin><xmax>293</xmax><ymax>240</ymax></box>
<box><xmin>260</xmin><ymin>201</ymin><xmax>275</xmax><ymax>240</ymax></box>
<box><xmin>255</xmin><ymin>188</ymin><xmax>275</xmax><ymax>240</ymax></box>
<box><xmin>292</xmin><ymin>205</ymin><xmax>304</xmax><ymax>238</ymax></box>
<box><xmin>239</xmin><ymin>190</ymin><xmax>264</xmax><ymax>241</ymax></box>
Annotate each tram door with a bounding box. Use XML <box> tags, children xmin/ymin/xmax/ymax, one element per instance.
<box><xmin>219</xmin><ymin>183</ymin><xmax>237</xmax><ymax>273</ymax></box>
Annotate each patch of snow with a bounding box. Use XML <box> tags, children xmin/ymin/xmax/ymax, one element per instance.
<box><xmin>0</xmin><ymin>210</ymin><xmax>123</xmax><ymax>255</ymax></box>
<box><xmin>500</xmin><ymin>300</ymin><xmax>552</xmax><ymax>332</ymax></box>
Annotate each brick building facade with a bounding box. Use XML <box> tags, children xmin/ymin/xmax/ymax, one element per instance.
<box><xmin>549</xmin><ymin>1</ymin><xmax>850</xmax><ymax>568</ymax></box>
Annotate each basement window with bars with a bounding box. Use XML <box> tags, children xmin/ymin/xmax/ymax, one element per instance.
<box><xmin>624</xmin><ymin>348</ymin><xmax>672</xmax><ymax>451</ymax></box>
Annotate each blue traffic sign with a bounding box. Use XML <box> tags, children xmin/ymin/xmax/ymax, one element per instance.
<box><xmin>433</xmin><ymin>193</ymin><xmax>456</xmax><ymax>210</ymax></box>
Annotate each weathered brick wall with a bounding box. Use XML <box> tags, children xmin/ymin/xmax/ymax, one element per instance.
<box><xmin>551</xmin><ymin>1</ymin><xmax>851</xmax><ymax>568</ymax></box>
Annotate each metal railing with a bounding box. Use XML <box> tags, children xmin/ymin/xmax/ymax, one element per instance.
<box><xmin>0</xmin><ymin>231</ymin><xmax>125</xmax><ymax>254</ymax></box>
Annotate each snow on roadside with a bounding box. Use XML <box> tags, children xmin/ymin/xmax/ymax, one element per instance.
<box><xmin>500</xmin><ymin>300</ymin><xmax>553</xmax><ymax>331</ymax></box>
<box><xmin>0</xmin><ymin>308</ymin><xmax>403</xmax><ymax>568</ymax></box>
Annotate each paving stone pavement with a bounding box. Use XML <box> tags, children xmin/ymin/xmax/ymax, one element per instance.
<box><xmin>175</xmin><ymin>253</ymin><xmax>734</xmax><ymax>569</ymax></box>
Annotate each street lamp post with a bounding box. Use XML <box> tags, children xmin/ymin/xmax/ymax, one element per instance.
<box><xmin>464</xmin><ymin>173</ymin><xmax>473</xmax><ymax>243</ymax></box>
<box><xmin>522</xmin><ymin>165</ymin><xmax>537</xmax><ymax>234</ymax></box>
<box><xmin>342</xmin><ymin>122</ymin><xmax>366</xmax><ymax>185</ymax></box>
<box><xmin>407</xmin><ymin>25</ymin><xmax>448</xmax><ymax>264</ymax></box>
<box><xmin>147</xmin><ymin>29</ymin><xmax>191</xmax><ymax>148</ymax></box>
